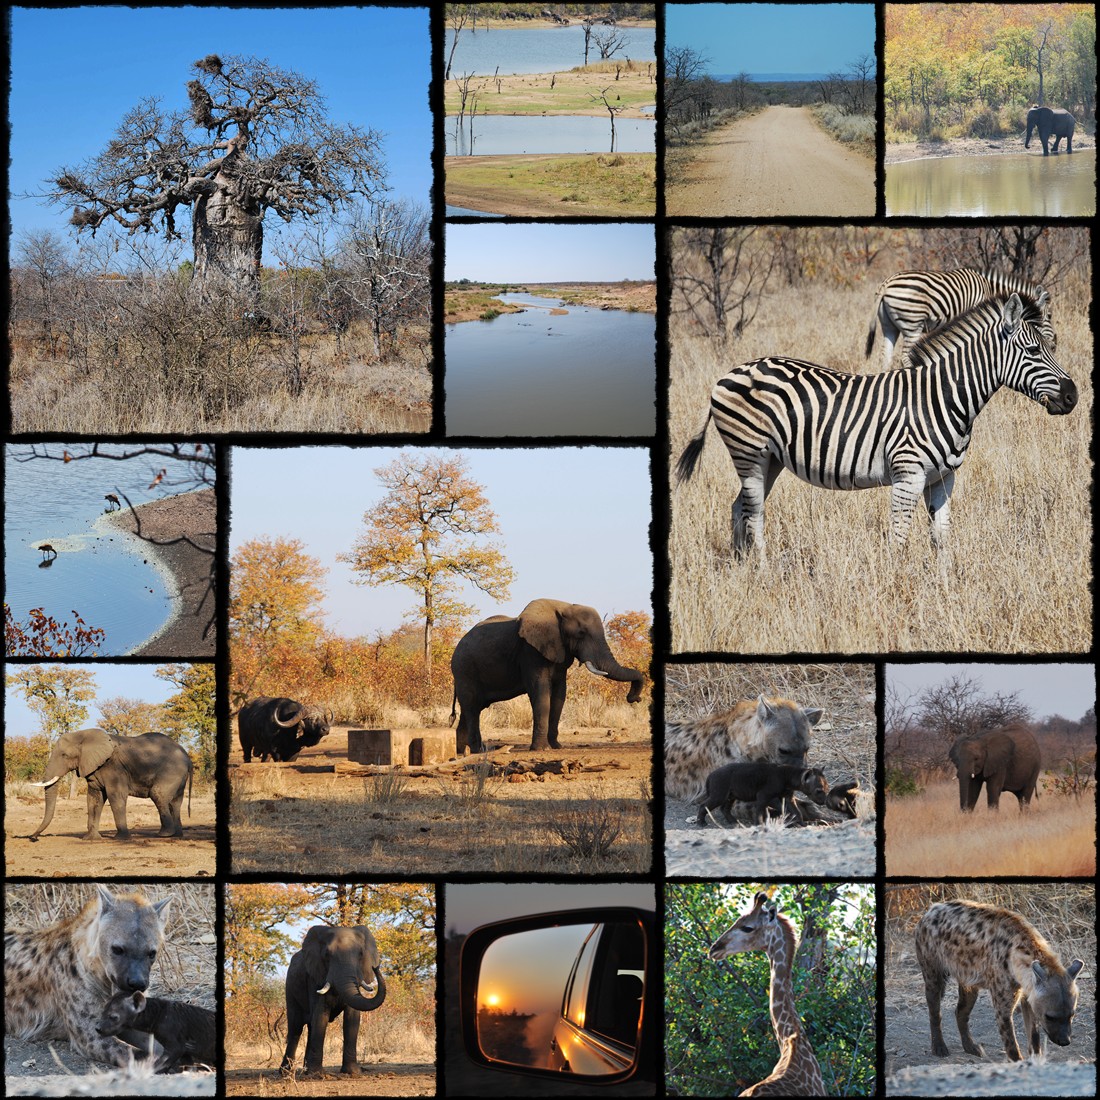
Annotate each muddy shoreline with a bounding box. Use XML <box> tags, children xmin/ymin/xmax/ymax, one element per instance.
<box><xmin>106</xmin><ymin>488</ymin><xmax>216</xmax><ymax>657</ymax></box>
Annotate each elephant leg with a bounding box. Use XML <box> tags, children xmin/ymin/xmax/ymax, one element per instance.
<box><xmin>1051</xmin><ymin>134</ymin><xmax>1062</xmax><ymax>153</ymax></box>
<box><xmin>303</xmin><ymin>1008</ymin><xmax>330</xmax><ymax>1074</ymax></box>
<box><xmin>280</xmin><ymin>1000</ymin><xmax>306</xmax><ymax>1072</ymax></box>
<box><xmin>151</xmin><ymin>789</ymin><xmax>183</xmax><ymax>837</ymax></box>
<box><xmin>340</xmin><ymin>1008</ymin><xmax>362</xmax><ymax>1075</ymax></box>
<box><xmin>83</xmin><ymin>785</ymin><xmax>107</xmax><ymax>842</ymax></box>
<box><xmin>105</xmin><ymin>787</ymin><xmax>131</xmax><ymax>840</ymax></box>
<box><xmin>528</xmin><ymin>676</ymin><xmax>553</xmax><ymax>751</ymax></box>
<box><xmin>985</xmin><ymin>780</ymin><xmax>1003</xmax><ymax>810</ymax></box>
<box><xmin>456</xmin><ymin>704</ymin><xmax>485</xmax><ymax>754</ymax></box>
<box><xmin>546</xmin><ymin>670</ymin><xmax>568</xmax><ymax>750</ymax></box>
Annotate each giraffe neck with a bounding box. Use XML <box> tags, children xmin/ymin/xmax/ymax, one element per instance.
<box><xmin>765</xmin><ymin>924</ymin><xmax>802</xmax><ymax>1042</ymax></box>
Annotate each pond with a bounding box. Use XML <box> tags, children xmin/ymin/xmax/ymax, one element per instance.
<box><xmin>446</xmin><ymin>114</ymin><xmax>655</xmax><ymax>155</ymax></box>
<box><xmin>887</xmin><ymin>150</ymin><xmax>1095</xmax><ymax>217</ymax></box>
<box><xmin>4</xmin><ymin>449</ymin><xmax>175</xmax><ymax>654</ymax></box>
<box><xmin>447</xmin><ymin>24</ymin><xmax>656</xmax><ymax>75</ymax></box>
<box><xmin>446</xmin><ymin>204</ymin><xmax>505</xmax><ymax>218</ymax></box>
<box><xmin>445</xmin><ymin>293</ymin><xmax>655</xmax><ymax>437</ymax></box>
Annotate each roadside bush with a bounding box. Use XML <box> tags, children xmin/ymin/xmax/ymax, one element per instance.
<box><xmin>885</xmin><ymin>767</ymin><xmax>922</xmax><ymax>797</ymax></box>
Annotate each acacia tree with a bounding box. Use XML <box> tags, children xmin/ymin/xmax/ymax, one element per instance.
<box><xmin>339</xmin><ymin>454</ymin><xmax>515</xmax><ymax>688</ymax></box>
<box><xmin>48</xmin><ymin>54</ymin><xmax>385</xmax><ymax>303</ymax></box>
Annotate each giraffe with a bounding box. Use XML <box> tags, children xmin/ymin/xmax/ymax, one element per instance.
<box><xmin>709</xmin><ymin>892</ymin><xmax>825</xmax><ymax>1097</ymax></box>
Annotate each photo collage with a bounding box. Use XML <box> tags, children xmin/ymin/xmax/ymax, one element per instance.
<box><xmin>3</xmin><ymin>3</ymin><xmax>1095</xmax><ymax>1098</ymax></box>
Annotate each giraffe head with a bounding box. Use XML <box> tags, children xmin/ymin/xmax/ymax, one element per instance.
<box><xmin>709</xmin><ymin>892</ymin><xmax>786</xmax><ymax>960</ymax></box>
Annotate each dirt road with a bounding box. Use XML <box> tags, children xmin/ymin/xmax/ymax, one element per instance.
<box><xmin>667</xmin><ymin>105</ymin><xmax>874</xmax><ymax>217</ymax></box>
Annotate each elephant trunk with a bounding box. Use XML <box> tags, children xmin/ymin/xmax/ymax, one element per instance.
<box><xmin>583</xmin><ymin>656</ymin><xmax>644</xmax><ymax>704</ymax></box>
<box><xmin>30</xmin><ymin>772</ymin><xmax>64</xmax><ymax>837</ymax></box>
<box><xmin>325</xmin><ymin>966</ymin><xmax>386</xmax><ymax>1012</ymax></box>
<box><xmin>958</xmin><ymin>773</ymin><xmax>981</xmax><ymax>812</ymax></box>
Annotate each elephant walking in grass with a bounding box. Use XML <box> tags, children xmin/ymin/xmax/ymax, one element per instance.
<box><xmin>450</xmin><ymin>598</ymin><xmax>646</xmax><ymax>753</ymax></box>
<box><xmin>949</xmin><ymin>725</ymin><xmax>1041</xmax><ymax>811</ymax></box>
<box><xmin>28</xmin><ymin>729</ymin><xmax>193</xmax><ymax>841</ymax></box>
<box><xmin>1025</xmin><ymin>105</ymin><xmax>1075</xmax><ymax>155</ymax></box>
<box><xmin>281</xmin><ymin>925</ymin><xmax>387</xmax><ymax>1077</ymax></box>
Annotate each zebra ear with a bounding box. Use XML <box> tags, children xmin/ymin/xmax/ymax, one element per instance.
<box><xmin>1001</xmin><ymin>293</ymin><xmax>1025</xmax><ymax>334</ymax></box>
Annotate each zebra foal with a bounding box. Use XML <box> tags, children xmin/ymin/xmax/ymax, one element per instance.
<box><xmin>865</xmin><ymin>268</ymin><xmax>1054</xmax><ymax>368</ymax></box>
<box><xmin>677</xmin><ymin>293</ymin><xmax>1076</xmax><ymax>563</ymax></box>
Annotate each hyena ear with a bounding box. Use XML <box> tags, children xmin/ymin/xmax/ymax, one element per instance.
<box><xmin>153</xmin><ymin>896</ymin><xmax>174</xmax><ymax>926</ymax></box>
<box><xmin>1031</xmin><ymin>960</ymin><xmax>1049</xmax><ymax>983</ymax></box>
<box><xmin>96</xmin><ymin>885</ymin><xmax>118</xmax><ymax>913</ymax></box>
<box><xmin>131</xmin><ymin>991</ymin><xmax>147</xmax><ymax>1010</ymax></box>
<box><xmin>1067</xmin><ymin>959</ymin><xmax>1084</xmax><ymax>980</ymax></box>
<box><xmin>804</xmin><ymin>707</ymin><xmax>823</xmax><ymax>726</ymax></box>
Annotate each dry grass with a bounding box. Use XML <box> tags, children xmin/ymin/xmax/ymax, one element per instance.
<box><xmin>669</xmin><ymin>276</ymin><xmax>1093</xmax><ymax>654</ymax></box>
<box><xmin>886</xmin><ymin>780</ymin><xmax>1096</xmax><ymax>877</ymax></box>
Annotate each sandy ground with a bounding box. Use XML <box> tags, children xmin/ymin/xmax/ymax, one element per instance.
<box><xmin>884</xmin><ymin>933</ymin><xmax>1095</xmax><ymax>1092</ymax></box>
<box><xmin>229</xmin><ymin>721</ymin><xmax>652</xmax><ymax>876</ymax></box>
<box><xmin>4</xmin><ymin>784</ymin><xmax>216</xmax><ymax>877</ymax></box>
<box><xmin>667</xmin><ymin>105</ymin><xmax>874</xmax><ymax>217</ymax></box>
<box><xmin>106</xmin><ymin>488</ymin><xmax>216</xmax><ymax>657</ymax></box>
<box><xmin>224</xmin><ymin>1066</ymin><xmax>434</xmax><ymax>1097</ymax></box>
<box><xmin>886</xmin><ymin>134</ymin><xmax>1093</xmax><ymax>164</ymax></box>
<box><xmin>444</xmin><ymin>66</ymin><xmax>654</xmax><ymax>118</ymax></box>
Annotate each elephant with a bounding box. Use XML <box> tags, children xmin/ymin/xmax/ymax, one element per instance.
<box><xmin>280</xmin><ymin>925</ymin><xmax>387</xmax><ymax>1077</ymax></box>
<box><xmin>29</xmin><ymin>729</ymin><xmax>193</xmax><ymax>841</ymax></box>
<box><xmin>948</xmin><ymin>725</ymin><xmax>1041</xmax><ymax>811</ymax></box>
<box><xmin>450</xmin><ymin>597</ymin><xmax>646</xmax><ymax>753</ymax></box>
<box><xmin>237</xmin><ymin>696</ymin><xmax>332</xmax><ymax>762</ymax></box>
<box><xmin>1025</xmin><ymin>105</ymin><xmax>1075</xmax><ymax>155</ymax></box>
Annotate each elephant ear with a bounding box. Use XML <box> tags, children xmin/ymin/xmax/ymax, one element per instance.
<box><xmin>982</xmin><ymin>733</ymin><xmax>1012</xmax><ymax>778</ymax></box>
<box><xmin>518</xmin><ymin>599</ymin><xmax>569</xmax><ymax>664</ymax></box>
<box><xmin>353</xmin><ymin>926</ymin><xmax>381</xmax><ymax>970</ymax></box>
<box><xmin>76</xmin><ymin>729</ymin><xmax>116</xmax><ymax>778</ymax></box>
<box><xmin>301</xmin><ymin>926</ymin><xmax>334</xmax><ymax>974</ymax></box>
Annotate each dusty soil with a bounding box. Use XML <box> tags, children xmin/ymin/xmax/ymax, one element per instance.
<box><xmin>106</xmin><ymin>488</ymin><xmax>216</xmax><ymax>658</ymax></box>
<box><xmin>230</xmin><ymin>723</ymin><xmax>652</xmax><ymax>876</ymax></box>
<box><xmin>224</xmin><ymin>1066</ymin><xmax>433</xmax><ymax>1096</ymax></box>
<box><xmin>884</xmin><ymin>932</ymin><xmax>1095</xmax><ymax>1086</ymax></box>
<box><xmin>886</xmin><ymin>134</ymin><xmax>1093</xmax><ymax>164</ymax></box>
<box><xmin>885</xmin><ymin>1061</ymin><xmax>1096</xmax><ymax>1097</ymax></box>
<box><xmin>4</xmin><ymin>784</ymin><xmax>217</xmax><ymax>877</ymax></box>
<box><xmin>667</xmin><ymin>105</ymin><xmax>874</xmax><ymax>217</ymax></box>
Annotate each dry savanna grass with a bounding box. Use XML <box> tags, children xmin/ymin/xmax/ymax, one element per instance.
<box><xmin>886</xmin><ymin>779</ymin><xmax>1096</xmax><ymax>877</ymax></box>
<box><xmin>670</xmin><ymin>277</ymin><xmax>1093</xmax><ymax>654</ymax></box>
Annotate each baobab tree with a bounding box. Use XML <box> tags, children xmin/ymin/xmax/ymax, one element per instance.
<box><xmin>48</xmin><ymin>54</ymin><xmax>386</xmax><ymax>303</ymax></box>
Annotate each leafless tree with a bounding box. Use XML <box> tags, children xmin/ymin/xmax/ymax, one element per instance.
<box><xmin>590</xmin><ymin>87</ymin><xmax>627</xmax><ymax>152</ymax></box>
<box><xmin>47</xmin><ymin>55</ymin><xmax>385</xmax><ymax>304</ymax></box>
<box><xmin>665</xmin><ymin>45</ymin><xmax>711</xmax><ymax>134</ymax></box>
<box><xmin>593</xmin><ymin>26</ymin><xmax>629</xmax><ymax>60</ymax></box>
<box><xmin>445</xmin><ymin>5</ymin><xmax>471</xmax><ymax>80</ymax></box>
<box><xmin>13</xmin><ymin>231</ymin><xmax>72</xmax><ymax>354</ymax></box>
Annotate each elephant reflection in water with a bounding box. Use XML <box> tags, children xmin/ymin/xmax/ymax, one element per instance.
<box><xmin>1025</xmin><ymin>105</ymin><xmax>1075</xmax><ymax>155</ymax></box>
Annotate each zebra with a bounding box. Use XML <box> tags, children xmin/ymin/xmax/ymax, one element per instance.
<box><xmin>676</xmin><ymin>293</ymin><xmax>1076</xmax><ymax>563</ymax></box>
<box><xmin>865</xmin><ymin>269</ymin><xmax>1054</xmax><ymax>369</ymax></box>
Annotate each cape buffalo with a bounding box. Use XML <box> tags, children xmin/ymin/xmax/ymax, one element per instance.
<box><xmin>238</xmin><ymin>697</ymin><xmax>332</xmax><ymax>762</ymax></box>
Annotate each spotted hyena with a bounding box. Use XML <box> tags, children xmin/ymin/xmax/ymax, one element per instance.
<box><xmin>5</xmin><ymin>886</ymin><xmax>173</xmax><ymax>1068</ymax></box>
<box><xmin>665</xmin><ymin>695</ymin><xmax>823</xmax><ymax>801</ymax></box>
<box><xmin>97</xmin><ymin>990</ymin><xmax>216</xmax><ymax>1071</ymax></box>
<box><xmin>915</xmin><ymin>899</ymin><xmax>1084</xmax><ymax>1061</ymax></box>
<box><xmin>694</xmin><ymin>762</ymin><xmax>829</xmax><ymax>826</ymax></box>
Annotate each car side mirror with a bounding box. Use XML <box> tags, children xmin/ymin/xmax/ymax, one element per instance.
<box><xmin>460</xmin><ymin>907</ymin><xmax>653</xmax><ymax>1084</ymax></box>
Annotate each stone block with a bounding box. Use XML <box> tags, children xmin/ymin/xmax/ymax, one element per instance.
<box><xmin>347</xmin><ymin>728</ymin><xmax>456</xmax><ymax>765</ymax></box>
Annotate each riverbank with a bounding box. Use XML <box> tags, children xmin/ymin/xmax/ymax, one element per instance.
<box><xmin>106</xmin><ymin>488</ymin><xmax>216</xmax><ymax>657</ymax></box>
<box><xmin>885</xmin><ymin>134</ymin><xmax>1092</xmax><ymax>164</ymax></box>
<box><xmin>444</xmin><ymin>62</ymin><xmax>655</xmax><ymax>117</ymax></box>
<box><xmin>445</xmin><ymin>151</ymin><xmax>654</xmax><ymax>216</ymax></box>
<box><xmin>460</xmin><ymin>15</ymin><xmax>654</xmax><ymax>31</ymax></box>
<box><xmin>445</xmin><ymin>281</ymin><xmax>655</xmax><ymax>324</ymax></box>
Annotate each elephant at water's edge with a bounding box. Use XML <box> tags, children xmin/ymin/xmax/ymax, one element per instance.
<box><xmin>450</xmin><ymin>598</ymin><xmax>646</xmax><ymax>752</ymax></box>
<box><xmin>949</xmin><ymin>725</ymin><xmax>1041</xmax><ymax>811</ymax></box>
<box><xmin>1025</xmin><ymin>105</ymin><xmax>1075</xmax><ymax>155</ymax></box>
<box><xmin>281</xmin><ymin>925</ymin><xmax>387</xmax><ymax>1077</ymax></box>
<box><xmin>29</xmin><ymin>729</ymin><xmax>193</xmax><ymax>841</ymax></box>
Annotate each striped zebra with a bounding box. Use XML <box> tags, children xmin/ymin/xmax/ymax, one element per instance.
<box><xmin>865</xmin><ymin>269</ymin><xmax>1054</xmax><ymax>368</ymax></box>
<box><xmin>677</xmin><ymin>293</ymin><xmax>1076</xmax><ymax>562</ymax></box>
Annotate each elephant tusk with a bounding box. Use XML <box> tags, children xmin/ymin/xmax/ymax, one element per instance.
<box><xmin>32</xmin><ymin>776</ymin><xmax>62</xmax><ymax>788</ymax></box>
<box><xmin>316</xmin><ymin>982</ymin><xmax>331</xmax><ymax>994</ymax></box>
<box><xmin>584</xmin><ymin>662</ymin><xmax>610</xmax><ymax>678</ymax></box>
<box><xmin>359</xmin><ymin>982</ymin><xmax>378</xmax><ymax>996</ymax></box>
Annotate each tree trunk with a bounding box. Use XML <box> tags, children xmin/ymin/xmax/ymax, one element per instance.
<box><xmin>191</xmin><ymin>176</ymin><xmax>263</xmax><ymax>305</ymax></box>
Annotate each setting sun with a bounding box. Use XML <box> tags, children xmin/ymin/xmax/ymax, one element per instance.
<box><xmin>485</xmin><ymin>993</ymin><xmax>500</xmax><ymax>1008</ymax></box>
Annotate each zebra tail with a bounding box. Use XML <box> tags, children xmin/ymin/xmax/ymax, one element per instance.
<box><xmin>864</xmin><ymin>309</ymin><xmax>878</xmax><ymax>357</ymax></box>
<box><xmin>676</xmin><ymin>411</ymin><xmax>712</xmax><ymax>484</ymax></box>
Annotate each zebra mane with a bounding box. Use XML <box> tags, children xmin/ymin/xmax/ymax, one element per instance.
<box><xmin>906</xmin><ymin>292</ymin><xmax>1048</xmax><ymax>363</ymax></box>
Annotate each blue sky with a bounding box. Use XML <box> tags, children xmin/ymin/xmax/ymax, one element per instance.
<box><xmin>446</xmin><ymin>224</ymin><xmax>655</xmax><ymax>283</ymax></box>
<box><xmin>229</xmin><ymin>446</ymin><xmax>653</xmax><ymax>638</ymax></box>
<box><xmin>9</xmin><ymin>6</ymin><xmax>431</xmax><ymax>246</ymax></box>
<box><xmin>666</xmin><ymin>3</ymin><xmax>876</xmax><ymax>76</ymax></box>
<box><xmin>887</xmin><ymin>664</ymin><xmax>1095</xmax><ymax>723</ymax></box>
<box><xmin>5</xmin><ymin>665</ymin><xmax>184</xmax><ymax>742</ymax></box>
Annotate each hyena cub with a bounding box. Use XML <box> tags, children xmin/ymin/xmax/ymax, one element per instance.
<box><xmin>694</xmin><ymin>762</ymin><xmax>829</xmax><ymax>825</ymax></box>
<box><xmin>916</xmin><ymin>899</ymin><xmax>1084</xmax><ymax>1061</ymax></box>
<box><xmin>97</xmin><ymin>990</ymin><xmax>216</xmax><ymax>1071</ymax></box>
<box><xmin>4</xmin><ymin>885</ymin><xmax>173</xmax><ymax>1068</ymax></box>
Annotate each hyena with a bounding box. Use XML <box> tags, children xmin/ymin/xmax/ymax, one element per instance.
<box><xmin>5</xmin><ymin>886</ymin><xmax>173</xmax><ymax>1068</ymax></box>
<box><xmin>97</xmin><ymin>990</ymin><xmax>216</xmax><ymax>1071</ymax></box>
<box><xmin>915</xmin><ymin>899</ymin><xmax>1084</xmax><ymax>1061</ymax></box>
<box><xmin>665</xmin><ymin>695</ymin><xmax>823</xmax><ymax>801</ymax></box>
<box><xmin>694</xmin><ymin>762</ymin><xmax>829</xmax><ymax>826</ymax></box>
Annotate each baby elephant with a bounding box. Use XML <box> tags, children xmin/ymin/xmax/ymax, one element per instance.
<box><xmin>695</xmin><ymin>762</ymin><xmax>829</xmax><ymax>826</ymax></box>
<box><xmin>97</xmin><ymin>990</ymin><xmax>216</xmax><ymax>1072</ymax></box>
